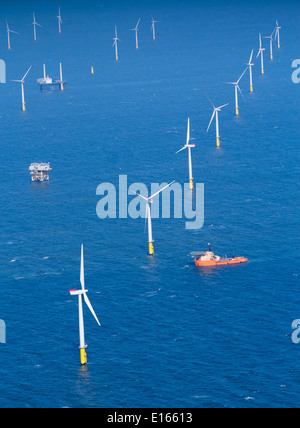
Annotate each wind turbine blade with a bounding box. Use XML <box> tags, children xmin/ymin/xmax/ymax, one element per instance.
<box><xmin>83</xmin><ymin>293</ymin><xmax>101</xmax><ymax>326</ymax></box>
<box><xmin>80</xmin><ymin>245</ymin><xmax>85</xmax><ymax>290</ymax></box>
<box><xmin>22</xmin><ymin>66</ymin><xmax>32</xmax><ymax>81</ymax></box>
<box><xmin>186</xmin><ymin>118</ymin><xmax>190</xmax><ymax>144</ymax></box>
<box><xmin>237</xmin><ymin>85</ymin><xmax>245</xmax><ymax>102</ymax></box>
<box><xmin>149</xmin><ymin>181</ymin><xmax>175</xmax><ymax>199</ymax></box>
<box><xmin>130</xmin><ymin>191</ymin><xmax>149</xmax><ymax>201</ymax></box>
<box><xmin>217</xmin><ymin>103</ymin><xmax>229</xmax><ymax>110</ymax></box>
<box><xmin>136</xmin><ymin>18</ymin><xmax>141</xmax><ymax>29</ymax></box>
<box><xmin>206</xmin><ymin>95</ymin><xmax>215</xmax><ymax>109</ymax></box>
<box><xmin>207</xmin><ymin>110</ymin><xmax>216</xmax><ymax>133</ymax></box>
<box><xmin>176</xmin><ymin>146</ymin><xmax>187</xmax><ymax>154</ymax></box>
<box><xmin>249</xmin><ymin>49</ymin><xmax>253</xmax><ymax>63</ymax></box>
<box><xmin>237</xmin><ymin>67</ymin><xmax>248</xmax><ymax>83</ymax></box>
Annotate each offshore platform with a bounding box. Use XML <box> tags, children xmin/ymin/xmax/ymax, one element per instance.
<box><xmin>29</xmin><ymin>163</ymin><xmax>52</xmax><ymax>182</ymax></box>
<box><xmin>37</xmin><ymin>61</ymin><xmax>66</xmax><ymax>91</ymax></box>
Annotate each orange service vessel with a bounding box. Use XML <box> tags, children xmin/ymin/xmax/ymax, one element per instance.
<box><xmin>191</xmin><ymin>247</ymin><xmax>248</xmax><ymax>268</ymax></box>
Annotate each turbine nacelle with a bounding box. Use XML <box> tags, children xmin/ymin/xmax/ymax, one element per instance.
<box><xmin>69</xmin><ymin>289</ymin><xmax>89</xmax><ymax>296</ymax></box>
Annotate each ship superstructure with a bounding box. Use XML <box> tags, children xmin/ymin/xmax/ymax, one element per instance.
<box><xmin>37</xmin><ymin>63</ymin><xmax>66</xmax><ymax>91</ymax></box>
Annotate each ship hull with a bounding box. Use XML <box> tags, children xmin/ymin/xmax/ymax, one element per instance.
<box><xmin>194</xmin><ymin>257</ymin><xmax>248</xmax><ymax>267</ymax></box>
<box><xmin>38</xmin><ymin>82</ymin><xmax>67</xmax><ymax>92</ymax></box>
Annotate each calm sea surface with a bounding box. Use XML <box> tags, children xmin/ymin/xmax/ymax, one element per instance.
<box><xmin>0</xmin><ymin>0</ymin><xmax>299</xmax><ymax>408</ymax></box>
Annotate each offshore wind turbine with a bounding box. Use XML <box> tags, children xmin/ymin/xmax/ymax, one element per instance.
<box><xmin>113</xmin><ymin>26</ymin><xmax>120</xmax><ymax>61</ymax></box>
<box><xmin>264</xmin><ymin>32</ymin><xmax>275</xmax><ymax>60</ymax></box>
<box><xmin>32</xmin><ymin>12</ymin><xmax>42</xmax><ymax>41</ymax></box>
<box><xmin>132</xmin><ymin>181</ymin><xmax>175</xmax><ymax>255</ymax></box>
<box><xmin>69</xmin><ymin>245</ymin><xmax>101</xmax><ymax>365</ymax></box>
<box><xmin>274</xmin><ymin>20</ymin><xmax>281</xmax><ymax>48</ymax></box>
<box><xmin>6</xmin><ymin>20</ymin><xmax>19</xmax><ymax>50</ymax></box>
<box><xmin>57</xmin><ymin>7</ymin><xmax>62</xmax><ymax>33</ymax></box>
<box><xmin>151</xmin><ymin>16</ymin><xmax>158</xmax><ymax>40</ymax></box>
<box><xmin>226</xmin><ymin>68</ymin><xmax>247</xmax><ymax>116</ymax></box>
<box><xmin>176</xmin><ymin>118</ymin><xmax>196</xmax><ymax>190</ymax></box>
<box><xmin>12</xmin><ymin>66</ymin><xmax>32</xmax><ymax>111</ymax></box>
<box><xmin>130</xmin><ymin>18</ymin><xmax>141</xmax><ymax>49</ymax></box>
<box><xmin>257</xmin><ymin>33</ymin><xmax>265</xmax><ymax>74</ymax></box>
<box><xmin>206</xmin><ymin>97</ymin><xmax>229</xmax><ymax>148</ymax></box>
<box><xmin>246</xmin><ymin>49</ymin><xmax>255</xmax><ymax>92</ymax></box>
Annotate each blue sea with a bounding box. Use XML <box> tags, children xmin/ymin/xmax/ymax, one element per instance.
<box><xmin>0</xmin><ymin>0</ymin><xmax>299</xmax><ymax>408</ymax></box>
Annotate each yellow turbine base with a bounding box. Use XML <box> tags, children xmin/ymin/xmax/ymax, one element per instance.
<box><xmin>278</xmin><ymin>44</ymin><xmax>280</xmax><ymax>49</ymax></box>
<box><xmin>216</xmin><ymin>137</ymin><xmax>220</xmax><ymax>148</ymax></box>
<box><xmin>250</xmin><ymin>85</ymin><xmax>253</xmax><ymax>92</ymax></box>
<box><xmin>153</xmin><ymin>36</ymin><xmax>155</xmax><ymax>40</ymax></box>
<box><xmin>262</xmin><ymin>68</ymin><xmax>264</xmax><ymax>75</ymax></box>
<box><xmin>22</xmin><ymin>104</ymin><xmax>26</xmax><ymax>112</ymax></box>
<box><xmin>61</xmin><ymin>83</ymin><xmax>64</xmax><ymax>91</ymax></box>
<box><xmin>236</xmin><ymin>108</ymin><xmax>239</xmax><ymax>116</ymax></box>
<box><xmin>136</xmin><ymin>44</ymin><xmax>139</xmax><ymax>50</ymax></box>
<box><xmin>271</xmin><ymin>55</ymin><xmax>273</xmax><ymax>60</ymax></box>
<box><xmin>91</xmin><ymin>67</ymin><xmax>94</xmax><ymax>74</ymax></box>
<box><xmin>80</xmin><ymin>348</ymin><xmax>87</xmax><ymax>365</ymax></box>
<box><xmin>8</xmin><ymin>45</ymin><xmax>10</xmax><ymax>50</ymax></box>
<box><xmin>149</xmin><ymin>242</ymin><xmax>154</xmax><ymax>256</ymax></box>
<box><xmin>189</xmin><ymin>179</ymin><xmax>194</xmax><ymax>190</ymax></box>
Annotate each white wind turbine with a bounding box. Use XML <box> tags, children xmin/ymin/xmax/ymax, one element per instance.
<box><xmin>257</xmin><ymin>33</ymin><xmax>265</xmax><ymax>74</ymax></box>
<box><xmin>131</xmin><ymin>181</ymin><xmax>175</xmax><ymax>255</ymax></box>
<box><xmin>151</xmin><ymin>16</ymin><xmax>158</xmax><ymax>40</ymax></box>
<box><xmin>32</xmin><ymin>12</ymin><xmax>42</xmax><ymax>41</ymax></box>
<box><xmin>113</xmin><ymin>26</ymin><xmax>120</xmax><ymax>61</ymax></box>
<box><xmin>12</xmin><ymin>66</ymin><xmax>32</xmax><ymax>111</ymax></box>
<box><xmin>69</xmin><ymin>245</ymin><xmax>101</xmax><ymax>365</ymax></box>
<box><xmin>226</xmin><ymin>68</ymin><xmax>247</xmax><ymax>116</ymax></box>
<box><xmin>131</xmin><ymin>18</ymin><xmax>141</xmax><ymax>49</ymax></box>
<box><xmin>6</xmin><ymin>20</ymin><xmax>19</xmax><ymax>50</ymax></box>
<box><xmin>246</xmin><ymin>49</ymin><xmax>255</xmax><ymax>92</ymax></box>
<box><xmin>264</xmin><ymin>31</ymin><xmax>275</xmax><ymax>60</ymax></box>
<box><xmin>57</xmin><ymin>7</ymin><xmax>62</xmax><ymax>33</ymax></box>
<box><xmin>176</xmin><ymin>118</ymin><xmax>196</xmax><ymax>190</ymax></box>
<box><xmin>274</xmin><ymin>20</ymin><xmax>281</xmax><ymax>48</ymax></box>
<box><xmin>206</xmin><ymin>96</ymin><xmax>229</xmax><ymax>148</ymax></box>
